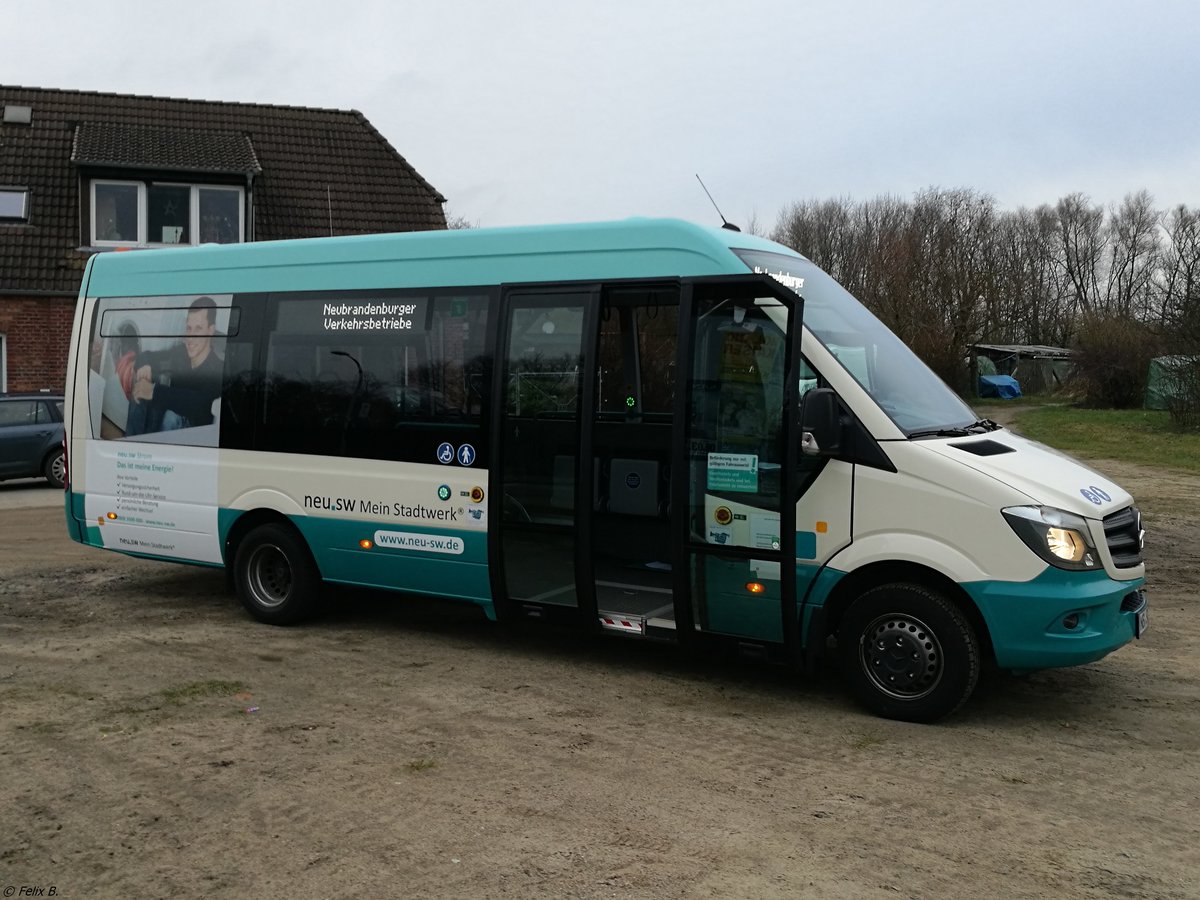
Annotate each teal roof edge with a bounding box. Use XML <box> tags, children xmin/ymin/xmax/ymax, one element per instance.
<box><xmin>82</xmin><ymin>218</ymin><xmax>803</xmax><ymax>297</ymax></box>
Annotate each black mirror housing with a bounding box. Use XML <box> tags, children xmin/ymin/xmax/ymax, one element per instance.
<box><xmin>800</xmin><ymin>388</ymin><xmax>842</xmax><ymax>456</ymax></box>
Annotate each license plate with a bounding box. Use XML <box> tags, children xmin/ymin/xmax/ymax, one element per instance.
<box><xmin>1135</xmin><ymin>596</ymin><xmax>1149</xmax><ymax>638</ymax></box>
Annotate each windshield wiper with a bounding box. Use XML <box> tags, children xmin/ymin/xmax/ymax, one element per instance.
<box><xmin>908</xmin><ymin>419</ymin><xmax>1001</xmax><ymax>440</ymax></box>
<box><xmin>908</xmin><ymin>427</ymin><xmax>974</xmax><ymax>439</ymax></box>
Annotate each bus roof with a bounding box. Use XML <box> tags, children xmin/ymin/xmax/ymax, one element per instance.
<box><xmin>81</xmin><ymin>218</ymin><xmax>803</xmax><ymax>298</ymax></box>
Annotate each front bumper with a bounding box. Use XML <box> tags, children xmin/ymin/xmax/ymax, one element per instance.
<box><xmin>965</xmin><ymin>568</ymin><xmax>1147</xmax><ymax>671</ymax></box>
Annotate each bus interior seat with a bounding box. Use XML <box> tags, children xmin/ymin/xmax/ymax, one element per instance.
<box><xmin>607</xmin><ymin>458</ymin><xmax>660</xmax><ymax>516</ymax></box>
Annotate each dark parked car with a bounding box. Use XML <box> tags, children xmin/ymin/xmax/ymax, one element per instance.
<box><xmin>0</xmin><ymin>393</ymin><xmax>66</xmax><ymax>488</ymax></box>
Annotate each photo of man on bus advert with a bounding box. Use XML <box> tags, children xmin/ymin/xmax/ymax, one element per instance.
<box><xmin>89</xmin><ymin>294</ymin><xmax>234</xmax><ymax>447</ymax></box>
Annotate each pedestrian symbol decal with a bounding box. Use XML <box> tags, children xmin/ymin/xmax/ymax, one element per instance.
<box><xmin>457</xmin><ymin>444</ymin><xmax>476</xmax><ymax>466</ymax></box>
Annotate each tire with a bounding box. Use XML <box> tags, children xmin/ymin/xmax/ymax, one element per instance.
<box><xmin>233</xmin><ymin>522</ymin><xmax>322</xmax><ymax>625</ymax></box>
<box><xmin>44</xmin><ymin>448</ymin><xmax>66</xmax><ymax>489</ymax></box>
<box><xmin>838</xmin><ymin>583</ymin><xmax>980</xmax><ymax>723</ymax></box>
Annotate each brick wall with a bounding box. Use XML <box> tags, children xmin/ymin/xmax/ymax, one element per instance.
<box><xmin>0</xmin><ymin>296</ymin><xmax>77</xmax><ymax>392</ymax></box>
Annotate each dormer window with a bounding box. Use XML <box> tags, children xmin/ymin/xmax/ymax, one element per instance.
<box><xmin>91</xmin><ymin>180</ymin><xmax>244</xmax><ymax>247</ymax></box>
<box><xmin>74</xmin><ymin>121</ymin><xmax>258</xmax><ymax>249</ymax></box>
<box><xmin>0</xmin><ymin>187</ymin><xmax>29</xmax><ymax>224</ymax></box>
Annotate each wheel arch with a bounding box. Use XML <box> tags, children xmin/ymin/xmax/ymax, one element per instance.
<box><xmin>223</xmin><ymin>508</ymin><xmax>313</xmax><ymax>572</ymax></box>
<box><xmin>818</xmin><ymin>560</ymin><xmax>995</xmax><ymax>665</ymax></box>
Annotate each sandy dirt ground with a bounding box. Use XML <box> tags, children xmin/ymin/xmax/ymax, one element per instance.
<box><xmin>2</xmin><ymin>447</ymin><xmax>1198</xmax><ymax>899</ymax></box>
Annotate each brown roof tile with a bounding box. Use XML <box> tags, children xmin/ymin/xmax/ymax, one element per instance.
<box><xmin>72</xmin><ymin>122</ymin><xmax>262</xmax><ymax>174</ymax></box>
<box><xmin>1</xmin><ymin>84</ymin><xmax>447</xmax><ymax>295</ymax></box>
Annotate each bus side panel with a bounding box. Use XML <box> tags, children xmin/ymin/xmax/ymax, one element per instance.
<box><xmin>219</xmin><ymin>451</ymin><xmax>493</xmax><ymax>610</ymax></box>
<box><xmin>289</xmin><ymin>514</ymin><xmax>492</xmax><ymax>604</ymax></box>
<box><xmin>81</xmin><ymin>440</ymin><xmax>222</xmax><ymax>563</ymax></box>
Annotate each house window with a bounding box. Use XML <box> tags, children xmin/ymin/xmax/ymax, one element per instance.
<box><xmin>91</xmin><ymin>180</ymin><xmax>244</xmax><ymax>247</ymax></box>
<box><xmin>0</xmin><ymin>188</ymin><xmax>29</xmax><ymax>223</ymax></box>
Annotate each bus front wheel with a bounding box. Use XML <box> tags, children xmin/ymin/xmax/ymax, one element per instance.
<box><xmin>233</xmin><ymin>523</ymin><xmax>321</xmax><ymax>625</ymax></box>
<box><xmin>838</xmin><ymin>583</ymin><xmax>980</xmax><ymax>723</ymax></box>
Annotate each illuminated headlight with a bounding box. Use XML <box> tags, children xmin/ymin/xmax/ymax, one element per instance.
<box><xmin>1003</xmin><ymin>506</ymin><xmax>1098</xmax><ymax>570</ymax></box>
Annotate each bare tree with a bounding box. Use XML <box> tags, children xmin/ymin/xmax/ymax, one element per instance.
<box><xmin>1159</xmin><ymin>204</ymin><xmax>1200</xmax><ymax>338</ymax></box>
<box><xmin>443</xmin><ymin>206</ymin><xmax>477</xmax><ymax>229</ymax></box>
<box><xmin>1104</xmin><ymin>190</ymin><xmax>1162</xmax><ymax>319</ymax></box>
<box><xmin>768</xmin><ymin>186</ymin><xmax>1195</xmax><ymax>402</ymax></box>
<box><xmin>1054</xmin><ymin>193</ymin><xmax>1107</xmax><ymax>317</ymax></box>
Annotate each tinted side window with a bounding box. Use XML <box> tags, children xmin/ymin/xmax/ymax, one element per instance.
<box><xmin>260</xmin><ymin>289</ymin><xmax>491</xmax><ymax>463</ymax></box>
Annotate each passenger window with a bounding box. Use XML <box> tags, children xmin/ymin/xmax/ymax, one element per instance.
<box><xmin>596</xmin><ymin>288</ymin><xmax>678</xmax><ymax>418</ymax></box>
<box><xmin>688</xmin><ymin>297</ymin><xmax>788</xmax><ymax>517</ymax></box>
<box><xmin>505</xmin><ymin>303</ymin><xmax>584</xmax><ymax>418</ymax></box>
<box><xmin>261</xmin><ymin>290</ymin><xmax>491</xmax><ymax>462</ymax></box>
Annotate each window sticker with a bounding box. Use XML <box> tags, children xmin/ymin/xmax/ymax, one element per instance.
<box><xmin>707</xmin><ymin>453</ymin><xmax>759</xmax><ymax>492</ymax></box>
<box><xmin>708</xmin><ymin>524</ymin><xmax>732</xmax><ymax>545</ymax></box>
<box><xmin>750</xmin><ymin>513</ymin><xmax>781</xmax><ymax>552</ymax></box>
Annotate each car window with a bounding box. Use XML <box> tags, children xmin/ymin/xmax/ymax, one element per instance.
<box><xmin>0</xmin><ymin>400</ymin><xmax>38</xmax><ymax>427</ymax></box>
<box><xmin>54</xmin><ymin>400</ymin><xmax>65</xmax><ymax>419</ymax></box>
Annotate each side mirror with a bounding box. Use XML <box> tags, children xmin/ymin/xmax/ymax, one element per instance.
<box><xmin>800</xmin><ymin>388</ymin><xmax>842</xmax><ymax>456</ymax></box>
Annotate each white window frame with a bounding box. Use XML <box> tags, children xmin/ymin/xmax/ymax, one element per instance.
<box><xmin>90</xmin><ymin>179</ymin><xmax>245</xmax><ymax>248</ymax></box>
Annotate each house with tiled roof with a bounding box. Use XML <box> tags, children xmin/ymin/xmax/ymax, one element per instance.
<box><xmin>0</xmin><ymin>85</ymin><xmax>447</xmax><ymax>392</ymax></box>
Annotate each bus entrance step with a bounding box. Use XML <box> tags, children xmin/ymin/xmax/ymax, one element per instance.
<box><xmin>598</xmin><ymin>614</ymin><xmax>645</xmax><ymax>635</ymax></box>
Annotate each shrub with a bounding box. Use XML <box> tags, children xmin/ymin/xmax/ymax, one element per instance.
<box><xmin>1071</xmin><ymin>315</ymin><xmax>1161</xmax><ymax>408</ymax></box>
<box><xmin>1163</xmin><ymin>355</ymin><xmax>1200</xmax><ymax>431</ymax></box>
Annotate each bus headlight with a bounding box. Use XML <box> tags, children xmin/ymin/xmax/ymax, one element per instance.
<box><xmin>1002</xmin><ymin>506</ymin><xmax>1098</xmax><ymax>570</ymax></box>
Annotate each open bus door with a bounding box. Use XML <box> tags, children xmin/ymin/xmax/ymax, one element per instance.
<box><xmin>491</xmin><ymin>274</ymin><xmax>802</xmax><ymax>658</ymax></box>
<box><xmin>673</xmin><ymin>275</ymin><xmax>803</xmax><ymax>654</ymax></box>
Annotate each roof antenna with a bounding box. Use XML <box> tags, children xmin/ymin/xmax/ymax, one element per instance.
<box><xmin>695</xmin><ymin>174</ymin><xmax>740</xmax><ymax>232</ymax></box>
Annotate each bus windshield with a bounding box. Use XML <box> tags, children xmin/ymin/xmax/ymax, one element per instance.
<box><xmin>735</xmin><ymin>249</ymin><xmax>977</xmax><ymax>435</ymax></box>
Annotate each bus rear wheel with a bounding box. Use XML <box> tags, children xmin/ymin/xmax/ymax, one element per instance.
<box><xmin>838</xmin><ymin>583</ymin><xmax>980</xmax><ymax>723</ymax></box>
<box><xmin>233</xmin><ymin>523</ymin><xmax>321</xmax><ymax>625</ymax></box>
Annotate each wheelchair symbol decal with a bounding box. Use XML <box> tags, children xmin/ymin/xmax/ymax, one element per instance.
<box><xmin>437</xmin><ymin>442</ymin><xmax>455</xmax><ymax>464</ymax></box>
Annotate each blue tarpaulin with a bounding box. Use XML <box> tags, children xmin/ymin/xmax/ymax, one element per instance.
<box><xmin>978</xmin><ymin>374</ymin><xmax>1022</xmax><ymax>399</ymax></box>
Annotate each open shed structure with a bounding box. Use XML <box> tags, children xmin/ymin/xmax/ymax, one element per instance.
<box><xmin>969</xmin><ymin>343</ymin><xmax>1075</xmax><ymax>396</ymax></box>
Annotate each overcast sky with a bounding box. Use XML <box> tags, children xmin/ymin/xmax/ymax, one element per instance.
<box><xmin>5</xmin><ymin>0</ymin><xmax>1199</xmax><ymax>230</ymax></box>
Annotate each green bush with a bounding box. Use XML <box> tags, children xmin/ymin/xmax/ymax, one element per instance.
<box><xmin>1071</xmin><ymin>315</ymin><xmax>1161</xmax><ymax>408</ymax></box>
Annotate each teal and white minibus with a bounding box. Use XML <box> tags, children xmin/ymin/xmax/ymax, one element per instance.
<box><xmin>63</xmin><ymin>218</ymin><xmax>1147</xmax><ymax>721</ymax></box>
